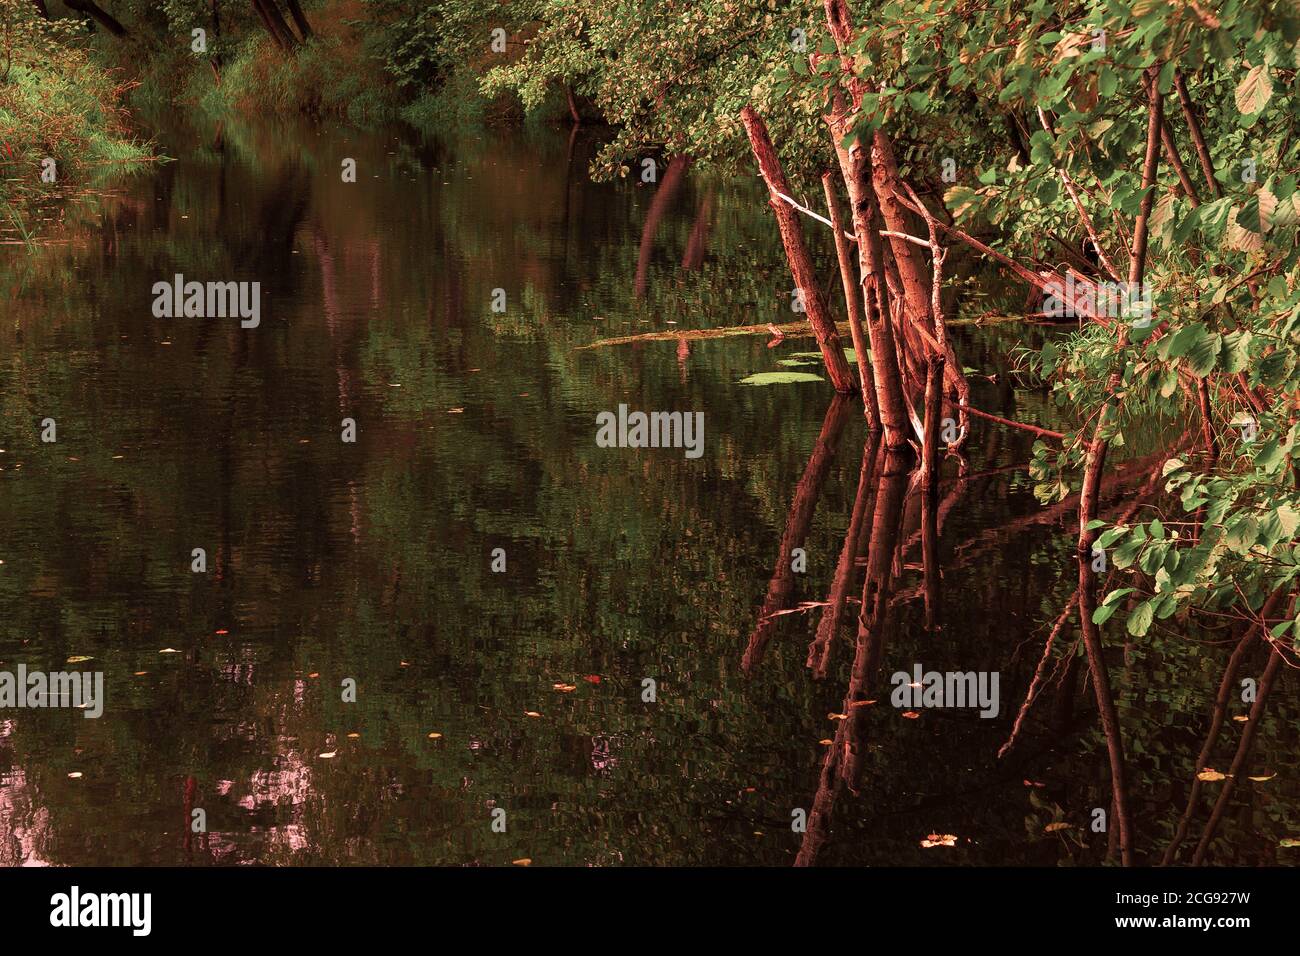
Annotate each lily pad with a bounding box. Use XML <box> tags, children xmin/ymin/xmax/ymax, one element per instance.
<box><xmin>791</xmin><ymin>348</ymin><xmax>864</xmax><ymax>363</ymax></box>
<box><xmin>739</xmin><ymin>371</ymin><xmax>826</xmax><ymax>386</ymax></box>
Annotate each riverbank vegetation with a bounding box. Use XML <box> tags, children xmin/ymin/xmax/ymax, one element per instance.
<box><xmin>0</xmin><ymin>0</ymin><xmax>150</xmax><ymax>239</ymax></box>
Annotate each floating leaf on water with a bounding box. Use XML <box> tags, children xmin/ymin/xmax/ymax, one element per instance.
<box><xmin>1197</xmin><ymin>769</ymin><xmax>1227</xmax><ymax>781</ymax></box>
<box><xmin>738</xmin><ymin>371</ymin><xmax>825</xmax><ymax>386</ymax></box>
<box><xmin>921</xmin><ymin>833</ymin><xmax>957</xmax><ymax>848</ymax></box>
<box><xmin>790</xmin><ymin>348</ymin><xmax>862</xmax><ymax>363</ymax></box>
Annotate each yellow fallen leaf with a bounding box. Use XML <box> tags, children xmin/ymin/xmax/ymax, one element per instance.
<box><xmin>1232</xmin><ymin>715</ymin><xmax>1249</xmax><ymax>722</ymax></box>
<box><xmin>1198</xmin><ymin>769</ymin><xmax>1227</xmax><ymax>782</ymax></box>
<box><xmin>1045</xmin><ymin>822</ymin><xmax>1073</xmax><ymax>833</ymax></box>
<box><xmin>347</xmin><ymin>733</ymin><xmax>361</xmax><ymax>738</ymax></box>
<box><xmin>66</xmin><ymin>656</ymin><xmax>93</xmax><ymax>664</ymax></box>
<box><xmin>921</xmin><ymin>833</ymin><xmax>957</xmax><ymax>848</ymax></box>
<box><xmin>133</xmin><ymin>671</ymin><xmax>148</xmax><ymax>676</ymax></box>
<box><xmin>553</xmin><ymin>683</ymin><xmax>577</xmax><ymax>692</ymax></box>
<box><xmin>512</xmin><ymin>858</ymin><xmax>532</xmax><ymax>866</ymax></box>
<box><xmin>427</xmin><ymin>732</ymin><xmax>442</xmax><ymax>739</ymax></box>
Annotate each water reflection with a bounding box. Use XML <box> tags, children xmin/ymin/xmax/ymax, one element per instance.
<box><xmin>0</xmin><ymin>113</ymin><xmax>1295</xmax><ymax>866</ymax></box>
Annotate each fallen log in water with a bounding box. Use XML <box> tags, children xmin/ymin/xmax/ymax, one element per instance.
<box><xmin>575</xmin><ymin>313</ymin><xmax>1031</xmax><ymax>350</ymax></box>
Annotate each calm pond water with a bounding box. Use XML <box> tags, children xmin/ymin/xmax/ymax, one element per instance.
<box><xmin>0</xmin><ymin>115</ymin><xmax>1296</xmax><ymax>866</ymax></box>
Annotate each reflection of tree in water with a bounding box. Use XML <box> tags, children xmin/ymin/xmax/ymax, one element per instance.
<box><xmin>748</xmin><ymin>402</ymin><xmax>1297</xmax><ymax>865</ymax></box>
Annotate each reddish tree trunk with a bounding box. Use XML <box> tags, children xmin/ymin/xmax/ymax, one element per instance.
<box><xmin>870</xmin><ymin>130</ymin><xmax>934</xmax><ymax>329</ymax></box>
<box><xmin>251</xmin><ymin>0</ymin><xmax>298</xmax><ymax>50</ymax></box>
<box><xmin>740</xmin><ymin>106</ymin><xmax>855</xmax><ymax>394</ymax></box>
<box><xmin>822</xmin><ymin>171</ymin><xmax>880</xmax><ymax>427</ymax></box>
<box><xmin>1075</xmin><ymin>66</ymin><xmax>1165</xmax><ymax>868</ymax></box>
<box><xmin>283</xmin><ymin>0</ymin><xmax>313</xmax><ymax>40</ymax></box>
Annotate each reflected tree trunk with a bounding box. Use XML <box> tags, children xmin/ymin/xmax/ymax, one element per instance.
<box><xmin>796</xmin><ymin>449</ymin><xmax>909</xmax><ymax>865</ymax></box>
<box><xmin>680</xmin><ymin>188</ymin><xmax>714</xmax><ymax>271</ymax></box>
<box><xmin>1162</xmin><ymin>589</ymin><xmax>1284</xmax><ymax>864</ymax></box>
<box><xmin>633</xmin><ymin>154</ymin><xmax>690</xmax><ymax>298</ymax></box>
<box><xmin>1192</xmin><ymin>640</ymin><xmax>1287</xmax><ymax>864</ymax></box>
<box><xmin>743</xmin><ymin>395</ymin><xmax>852</xmax><ymax>675</ymax></box>
<box><xmin>808</xmin><ymin>430</ymin><xmax>882</xmax><ymax>678</ymax></box>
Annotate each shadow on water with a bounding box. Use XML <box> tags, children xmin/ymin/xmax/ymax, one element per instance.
<box><xmin>0</xmin><ymin>112</ymin><xmax>1295</xmax><ymax>865</ymax></box>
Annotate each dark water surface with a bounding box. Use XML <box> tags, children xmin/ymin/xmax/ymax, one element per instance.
<box><xmin>1</xmin><ymin>117</ymin><xmax>1296</xmax><ymax>866</ymax></box>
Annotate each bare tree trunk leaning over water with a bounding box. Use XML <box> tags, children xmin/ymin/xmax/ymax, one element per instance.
<box><xmin>740</xmin><ymin>105</ymin><xmax>855</xmax><ymax>394</ymax></box>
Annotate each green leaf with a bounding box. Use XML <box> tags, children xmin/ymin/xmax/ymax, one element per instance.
<box><xmin>1126</xmin><ymin>601</ymin><xmax>1155</xmax><ymax>637</ymax></box>
<box><xmin>1186</xmin><ymin>329</ymin><xmax>1222</xmax><ymax>377</ymax></box>
<box><xmin>739</xmin><ymin>372</ymin><xmax>825</xmax><ymax>386</ymax></box>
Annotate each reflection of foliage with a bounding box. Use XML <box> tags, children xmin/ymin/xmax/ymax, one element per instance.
<box><xmin>1</xmin><ymin>108</ymin><xmax>1296</xmax><ymax>865</ymax></box>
